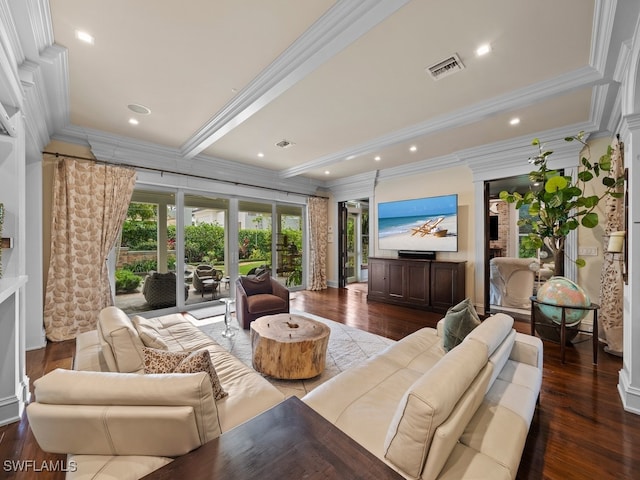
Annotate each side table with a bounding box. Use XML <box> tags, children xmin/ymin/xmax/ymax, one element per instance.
<box><xmin>530</xmin><ymin>296</ymin><xmax>600</xmax><ymax>365</ymax></box>
<box><xmin>219</xmin><ymin>297</ymin><xmax>236</xmax><ymax>338</ymax></box>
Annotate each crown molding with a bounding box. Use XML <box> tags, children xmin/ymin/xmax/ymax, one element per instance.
<box><xmin>325</xmin><ymin>170</ymin><xmax>376</xmax><ymax>201</ymax></box>
<box><xmin>38</xmin><ymin>44</ymin><xmax>69</xmax><ymax>132</ymax></box>
<box><xmin>181</xmin><ymin>0</ymin><xmax>411</xmax><ymax>159</ymax></box>
<box><xmin>461</xmin><ymin>123</ymin><xmax>593</xmax><ymax>182</ymax></box>
<box><xmin>0</xmin><ymin>2</ymin><xmax>24</xmax><ymax>109</ymax></box>
<box><xmin>20</xmin><ymin>59</ymin><xmax>50</xmax><ymax>151</ymax></box>
<box><xmin>376</xmin><ymin>154</ymin><xmax>461</xmax><ymax>183</ymax></box>
<box><xmin>607</xmin><ymin>87</ymin><xmax>624</xmax><ymax>134</ymax></box>
<box><xmin>591</xmin><ymin>0</ymin><xmax>618</xmax><ymax>75</ymax></box>
<box><xmin>590</xmin><ymin>83</ymin><xmax>612</xmax><ymax>130</ymax></box>
<box><xmin>52</xmin><ymin>126</ymin><xmax>326</xmax><ymax>196</ymax></box>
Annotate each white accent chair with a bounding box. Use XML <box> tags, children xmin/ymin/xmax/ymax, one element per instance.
<box><xmin>489</xmin><ymin>257</ymin><xmax>537</xmax><ymax>309</ymax></box>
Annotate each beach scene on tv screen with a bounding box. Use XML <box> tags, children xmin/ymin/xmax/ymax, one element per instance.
<box><xmin>378</xmin><ymin>194</ymin><xmax>458</xmax><ymax>252</ymax></box>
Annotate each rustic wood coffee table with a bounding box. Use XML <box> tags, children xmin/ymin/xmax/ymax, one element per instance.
<box><xmin>250</xmin><ymin>313</ymin><xmax>330</xmax><ymax>379</ymax></box>
<box><xmin>142</xmin><ymin>396</ymin><xmax>403</xmax><ymax>480</ymax></box>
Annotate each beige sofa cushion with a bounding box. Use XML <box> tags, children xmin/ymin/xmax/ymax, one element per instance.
<box><xmin>28</xmin><ymin>368</ymin><xmax>221</xmax><ymax>455</ymax></box>
<box><xmin>132</xmin><ymin>316</ymin><xmax>169</xmax><ymax>350</ymax></box>
<box><xmin>421</xmin><ymin>363</ymin><xmax>493</xmax><ymax>480</ymax></box>
<box><xmin>465</xmin><ymin>313</ymin><xmax>514</xmax><ymax>357</ymax></box>
<box><xmin>74</xmin><ymin>330</ymin><xmax>109</xmax><ymax>372</ymax></box>
<box><xmin>302</xmin><ymin>328</ymin><xmax>442</xmax><ymax>458</ymax></box>
<box><xmin>383</xmin><ymin>338</ymin><xmax>488</xmax><ymax>479</ymax></box>
<box><xmin>98</xmin><ymin>306</ymin><xmax>145</xmax><ymax>373</ymax></box>
<box><xmin>115</xmin><ymin>311</ymin><xmax>285</xmax><ymax>433</ymax></box>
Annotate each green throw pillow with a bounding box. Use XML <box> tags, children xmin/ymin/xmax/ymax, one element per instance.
<box><xmin>442</xmin><ymin>298</ymin><xmax>481</xmax><ymax>352</ymax></box>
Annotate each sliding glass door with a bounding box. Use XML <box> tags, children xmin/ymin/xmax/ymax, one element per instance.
<box><xmin>113</xmin><ymin>187</ymin><xmax>306</xmax><ymax>315</ymax></box>
<box><xmin>184</xmin><ymin>194</ymin><xmax>230</xmax><ymax>304</ymax></box>
<box><xmin>115</xmin><ymin>189</ymin><xmax>177</xmax><ymax>313</ymax></box>
<box><xmin>276</xmin><ymin>204</ymin><xmax>304</xmax><ymax>288</ymax></box>
<box><xmin>238</xmin><ymin>200</ymin><xmax>273</xmax><ymax>277</ymax></box>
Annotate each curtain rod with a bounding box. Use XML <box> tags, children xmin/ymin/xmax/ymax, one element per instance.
<box><xmin>42</xmin><ymin>151</ymin><xmax>326</xmax><ymax>199</ymax></box>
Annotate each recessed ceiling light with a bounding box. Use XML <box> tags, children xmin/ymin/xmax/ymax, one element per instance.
<box><xmin>510</xmin><ymin>117</ymin><xmax>520</xmax><ymax>126</ymax></box>
<box><xmin>128</xmin><ymin>104</ymin><xmax>151</xmax><ymax>115</ymax></box>
<box><xmin>257</xmin><ymin>152</ymin><xmax>264</xmax><ymax>158</ymax></box>
<box><xmin>374</xmin><ymin>156</ymin><xmax>381</xmax><ymax>161</ymax></box>
<box><xmin>476</xmin><ymin>43</ymin><xmax>491</xmax><ymax>56</ymax></box>
<box><xmin>409</xmin><ymin>145</ymin><xmax>417</xmax><ymax>152</ymax></box>
<box><xmin>128</xmin><ymin>118</ymin><xmax>139</xmax><ymax>125</ymax></box>
<box><xmin>75</xmin><ymin>30</ymin><xmax>94</xmax><ymax>45</ymax></box>
<box><xmin>324</xmin><ymin>170</ymin><xmax>330</xmax><ymax>175</ymax></box>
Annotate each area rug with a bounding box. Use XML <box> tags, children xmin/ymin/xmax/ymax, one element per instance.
<box><xmin>188</xmin><ymin>304</ymin><xmax>227</xmax><ymax>320</ymax></box>
<box><xmin>190</xmin><ymin>310</ymin><xmax>395</xmax><ymax>399</ymax></box>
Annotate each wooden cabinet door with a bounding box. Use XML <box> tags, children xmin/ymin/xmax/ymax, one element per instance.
<box><xmin>368</xmin><ymin>259</ymin><xmax>388</xmax><ymax>296</ymax></box>
<box><xmin>406</xmin><ymin>262</ymin><xmax>429</xmax><ymax>305</ymax></box>
<box><xmin>387</xmin><ymin>262</ymin><xmax>405</xmax><ymax>299</ymax></box>
<box><xmin>430</xmin><ymin>262</ymin><xmax>464</xmax><ymax>312</ymax></box>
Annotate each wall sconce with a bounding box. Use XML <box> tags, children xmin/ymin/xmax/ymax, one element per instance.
<box><xmin>607</xmin><ymin>231</ymin><xmax>626</xmax><ymax>253</ymax></box>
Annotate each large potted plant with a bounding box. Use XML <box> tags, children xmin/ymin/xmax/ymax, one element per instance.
<box><xmin>499</xmin><ymin>132</ymin><xmax>625</xmax><ymax>340</ymax></box>
<box><xmin>499</xmin><ymin>132</ymin><xmax>624</xmax><ymax>275</ymax></box>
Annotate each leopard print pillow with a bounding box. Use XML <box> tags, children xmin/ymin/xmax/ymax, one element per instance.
<box><xmin>174</xmin><ymin>350</ymin><xmax>228</xmax><ymax>400</ymax></box>
<box><xmin>142</xmin><ymin>348</ymin><xmax>189</xmax><ymax>374</ymax></box>
<box><xmin>142</xmin><ymin>347</ymin><xmax>227</xmax><ymax>400</ymax></box>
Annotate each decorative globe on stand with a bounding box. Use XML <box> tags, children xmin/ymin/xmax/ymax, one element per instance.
<box><xmin>535</xmin><ymin>276</ymin><xmax>590</xmax><ymax>343</ymax></box>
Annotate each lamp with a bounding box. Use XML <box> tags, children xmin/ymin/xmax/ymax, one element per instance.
<box><xmin>607</xmin><ymin>231</ymin><xmax>625</xmax><ymax>253</ymax></box>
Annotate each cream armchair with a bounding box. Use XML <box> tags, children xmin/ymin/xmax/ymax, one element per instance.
<box><xmin>489</xmin><ymin>257</ymin><xmax>537</xmax><ymax>309</ymax></box>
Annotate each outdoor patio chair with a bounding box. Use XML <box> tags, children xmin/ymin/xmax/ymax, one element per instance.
<box><xmin>193</xmin><ymin>264</ymin><xmax>222</xmax><ymax>298</ymax></box>
<box><xmin>142</xmin><ymin>271</ymin><xmax>189</xmax><ymax>309</ymax></box>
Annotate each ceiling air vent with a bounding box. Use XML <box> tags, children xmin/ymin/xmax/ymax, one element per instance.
<box><xmin>426</xmin><ymin>53</ymin><xmax>465</xmax><ymax>80</ymax></box>
<box><xmin>275</xmin><ymin>139</ymin><xmax>295</xmax><ymax>149</ymax></box>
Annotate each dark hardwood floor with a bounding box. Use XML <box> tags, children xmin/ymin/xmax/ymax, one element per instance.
<box><xmin>2</xmin><ymin>284</ymin><xmax>638</xmax><ymax>479</ymax></box>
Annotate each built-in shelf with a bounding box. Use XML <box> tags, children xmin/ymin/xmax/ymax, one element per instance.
<box><xmin>0</xmin><ymin>275</ymin><xmax>28</xmax><ymax>304</ymax></box>
<box><xmin>1</xmin><ymin>237</ymin><xmax>13</xmax><ymax>248</ymax></box>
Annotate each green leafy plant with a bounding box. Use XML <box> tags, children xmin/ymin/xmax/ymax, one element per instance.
<box><xmin>286</xmin><ymin>266</ymin><xmax>303</xmax><ymax>287</ymax></box>
<box><xmin>499</xmin><ymin>132</ymin><xmax>624</xmax><ymax>276</ymax></box>
<box><xmin>122</xmin><ymin>259</ymin><xmax>158</xmax><ymax>273</ymax></box>
<box><xmin>115</xmin><ymin>269</ymin><xmax>142</xmax><ymax>293</ymax></box>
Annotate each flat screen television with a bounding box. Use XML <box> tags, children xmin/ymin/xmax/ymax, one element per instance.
<box><xmin>489</xmin><ymin>215</ymin><xmax>499</xmax><ymax>240</ymax></box>
<box><xmin>377</xmin><ymin>193</ymin><xmax>458</xmax><ymax>252</ymax></box>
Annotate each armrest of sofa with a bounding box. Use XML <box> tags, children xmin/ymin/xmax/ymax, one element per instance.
<box><xmin>270</xmin><ymin>278</ymin><xmax>290</xmax><ymax>305</ymax></box>
<box><xmin>510</xmin><ymin>332</ymin><xmax>543</xmax><ymax>369</ymax></box>
<box><xmin>27</xmin><ymin>368</ymin><xmax>221</xmax><ymax>457</ymax></box>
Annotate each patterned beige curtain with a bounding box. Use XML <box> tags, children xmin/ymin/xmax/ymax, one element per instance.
<box><xmin>44</xmin><ymin>158</ymin><xmax>136</xmax><ymax>341</ymax></box>
<box><xmin>308</xmin><ymin>196</ymin><xmax>328</xmax><ymax>290</ymax></box>
<box><xmin>598</xmin><ymin>138</ymin><xmax>624</xmax><ymax>355</ymax></box>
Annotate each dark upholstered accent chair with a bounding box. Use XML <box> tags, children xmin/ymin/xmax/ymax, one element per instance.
<box><xmin>193</xmin><ymin>265</ymin><xmax>222</xmax><ymax>297</ymax></box>
<box><xmin>235</xmin><ymin>273</ymin><xmax>289</xmax><ymax>329</ymax></box>
<box><xmin>142</xmin><ymin>271</ymin><xmax>189</xmax><ymax>309</ymax></box>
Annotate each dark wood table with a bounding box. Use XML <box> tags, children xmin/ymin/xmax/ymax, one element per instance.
<box><xmin>142</xmin><ymin>396</ymin><xmax>403</xmax><ymax>480</ymax></box>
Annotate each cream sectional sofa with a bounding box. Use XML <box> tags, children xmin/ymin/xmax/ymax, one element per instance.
<box><xmin>27</xmin><ymin>306</ymin><xmax>285</xmax><ymax>480</ymax></box>
<box><xmin>302</xmin><ymin>313</ymin><xmax>543</xmax><ymax>480</ymax></box>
